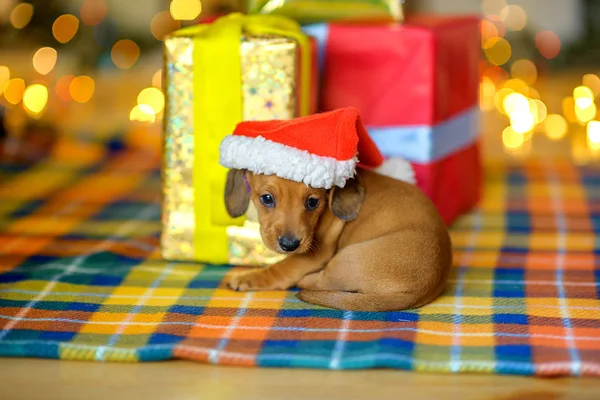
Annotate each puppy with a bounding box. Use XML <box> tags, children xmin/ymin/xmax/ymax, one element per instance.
<box><xmin>225</xmin><ymin>168</ymin><xmax>452</xmax><ymax>311</ymax></box>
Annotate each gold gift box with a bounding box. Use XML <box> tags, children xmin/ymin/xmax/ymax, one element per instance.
<box><xmin>161</xmin><ymin>16</ymin><xmax>314</xmax><ymax>266</ymax></box>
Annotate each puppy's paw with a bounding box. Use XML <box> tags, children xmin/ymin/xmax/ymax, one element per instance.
<box><xmin>227</xmin><ymin>270</ymin><xmax>282</xmax><ymax>291</ymax></box>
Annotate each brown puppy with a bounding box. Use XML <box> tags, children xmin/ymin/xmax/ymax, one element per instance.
<box><xmin>225</xmin><ymin>168</ymin><xmax>452</xmax><ymax>311</ymax></box>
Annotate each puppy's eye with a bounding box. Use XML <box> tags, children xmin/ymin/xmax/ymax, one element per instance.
<box><xmin>260</xmin><ymin>194</ymin><xmax>275</xmax><ymax>208</ymax></box>
<box><xmin>306</xmin><ymin>197</ymin><xmax>320</xmax><ymax>211</ymax></box>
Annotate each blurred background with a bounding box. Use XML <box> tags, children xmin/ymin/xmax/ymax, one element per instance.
<box><xmin>1</xmin><ymin>0</ymin><xmax>600</xmax><ymax>165</ymax></box>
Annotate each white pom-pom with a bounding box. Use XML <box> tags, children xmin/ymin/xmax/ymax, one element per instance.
<box><xmin>375</xmin><ymin>157</ymin><xmax>416</xmax><ymax>184</ymax></box>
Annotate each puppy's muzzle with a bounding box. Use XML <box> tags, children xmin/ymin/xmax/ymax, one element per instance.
<box><xmin>278</xmin><ymin>235</ymin><xmax>300</xmax><ymax>252</ymax></box>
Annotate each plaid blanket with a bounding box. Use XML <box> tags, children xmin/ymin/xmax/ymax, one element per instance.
<box><xmin>0</xmin><ymin>144</ymin><xmax>599</xmax><ymax>377</ymax></box>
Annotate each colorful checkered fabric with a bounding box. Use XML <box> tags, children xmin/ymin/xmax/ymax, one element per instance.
<box><xmin>0</xmin><ymin>147</ymin><xmax>599</xmax><ymax>377</ymax></box>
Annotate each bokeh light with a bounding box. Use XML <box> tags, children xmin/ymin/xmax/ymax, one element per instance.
<box><xmin>33</xmin><ymin>47</ymin><xmax>58</xmax><ymax>75</ymax></box>
<box><xmin>503</xmin><ymin>78</ymin><xmax>528</xmax><ymax>95</ymax></box>
<box><xmin>151</xmin><ymin>11</ymin><xmax>181</xmax><ymax>41</ymax></box>
<box><xmin>69</xmin><ymin>76</ymin><xmax>95</xmax><ymax>103</ymax></box>
<box><xmin>4</xmin><ymin>78</ymin><xmax>26</xmax><ymax>104</ymax></box>
<box><xmin>170</xmin><ymin>0</ymin><xmax>202</xmax><ymax>21</ymax></box>
<box><xmin>111</xmin><ymin>39</ymin><xmax>140</xmax><ymax>69</ymax></box>
<box><xmin>130</xmin><ymin>105</ymin><xmax>156</xmax><ymax>123</ymax></box>
<box><xmin>484</xmin><ymin>15</ymin><xmax>507</xmax><ymax>39</ymax></box>
<box><xmin>499</xmin><ymin>5</ymin><xmax>527</xmax><ymax>31</ymax></box>
<box><xmin>495</xmin><ymin>88</ymin><xmax>514</xmax><ymax>115</ymax></box>
<box><xmin>152</xmin><ymin>69</ymin><xmax>162</xmax><ymax>89</ymax></box>
<box><xmin>528</xmin><ymin>87</ymin><xmax>540</xmax><ymax>100</ymax></box>
<box><xmin>138</xmin><ymin>87</ymin><xmax>165</xmax><ymax>115</ymax></box>
<box><xmin>479</xmin><ymin>77</ymin><xmax>496</xmax><ymax>111</ymax></box>
<box><xmin>80</xmin><ymin>0</ymin><xmax>108</xmax><ymax>26</ymax></box>
<box><xmin>53</xmin><ymin>14</ymin><xmax>80</xmax><ymax>44</ymax></box>
<box><xmin>502</xmin><ymin>126</ymin><xmax>524</xmax><ymax>149</ymax></box>
<box><xmin>0</xmin><ymin>66</ymin><xmax>10</xmax><ymax>95</ymax></box>
<box><xmin>484</xmin><ymin>37</ymin><xmax>512</xmax><ymax>66</ymax></box>
<box><xmin>56</xmin><ymin>75</ymin><xmax>75</xmax><ymax>102</ymax></box>
<box><xmin>530</xmin><ymin>99</ymin><xmax>547</xmax><ymax>125</ymax></box>
<box><xmin>544</xmin><ymin>114</ymin><xmax>568</xmax><ymax>140</ymax></box>
<box><xmin>574</xmin><ymin>86</ymin><xmax>595</xmax><ymax>109</ymax></box>
<box><xmin>510</xmin><ymin>59</ymin><xmax>537</xmax><ymax>86</ymax></box>
<box><xmin>582</xmin><ymin>74</ymin><xmax>600</xmax><ymax>98</ymax></box>
<box><xmin>575</xmin><ymin>103</ymin><xmax>597</xmax><ymax>124</ymax></box>
<box><xmin>482</xmin><ymin>0</ymin><xmax>507</xmax><ymax>16</ymax></box>
<box><xmin>588</xmin><ymin>121</ymin><xmax>600</xmax><ymax>144</ymax></box>
<box><xmin>503</xmin><ymin>92</ymin><xmax>528</xmax><ymax>115</ymax></box>
<box><xmin>480</xmin><ymin>19</ymin><xmax>499</xmax><ymax>44</ymax></box>
<box><xmin>510</xmin><ymin>109</ymin><xmax>535</xmax><ymax>134</ymax></box>
<box><xmin>22</xmin><ymin>84</ymin><xmax>48</xmax><ymax>115</ymax></box>
<box><xmin>535</xmin><ymin>30</ymin><xmax>561</xmax><ymax>60</ymax></box>
<box><xmin>10</xmin><ymin>3</ymin><xmax>33</xmax><ymax>29</ymax></box>
<box><xmin>562</xmin><ymin>97</ymin><xmax>577</xmax><ymax>123</ymax></box>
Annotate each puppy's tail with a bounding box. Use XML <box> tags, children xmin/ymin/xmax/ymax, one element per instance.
<box><xmin>297</xmin><ymin>290</ymin><xmax>425</xmax><ymax>312</ymax></box>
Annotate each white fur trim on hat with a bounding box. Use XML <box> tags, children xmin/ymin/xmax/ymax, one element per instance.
<box><xmin>375</xmin><ymin>158</ymin><xmax>416</xmax><ymax>184</ymax></box>
<box><xmin>219</xmin><ymin>135</ymin><xmax>357</xmax><ymax>189</ymax></box>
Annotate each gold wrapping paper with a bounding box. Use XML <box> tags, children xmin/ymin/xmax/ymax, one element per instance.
<box><xmin>162</xmin><ymin>33</ymin><xmax>301</xmax><ymax>265</ymax></box>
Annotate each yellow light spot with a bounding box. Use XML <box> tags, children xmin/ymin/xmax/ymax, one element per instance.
<box><xmin>22</xmin><ymin>84</ymin><xmax>48</xmax><ymax>114</ymax></box>
<box><xmin>562</xmin><ymin>97</ymin><xmax>577</xmax><ymax>123</ymax></box>
<box><xmin>494</xmin><ymin>88</ymin><xmax>514</xmax><ymax>115</ymax></box>
<box><xmin>80</xmin><ymin>0</ymin><xmax>108</xmax><ymax>26</ymax></box>
<box><xmin>482</xmin><ymin>0</ymin><xmax>507</xmax><ymax>16</ymax></box>
<box><xmin>3</xmin><ymin>78</ymin><xmax>25</xmax><ymax>104</ymax></box>
<box><xmin>137</xmin><ymin>87</ymin><xmax>165</xmax><ymax>115</ymax></box>
<box><xmin>111</xmin><ymin>39</ymin><xmax>140</xmax><ymax>69</ymax></box>
<box><xmin>503</xmin><ymin>92</ymin><xmax>529</xmax><ymax>116</ymax></box>
<box><xmin>536</xmin><ymin>30</ymin><xmax>561</xmax><ymax>60</ymax></box>
<box><xmin>170</xmin><ymin>0</ymin><xmax>202</xmax><ymax>21</ymax></box>
<box><xmin>575</xmin><ymin>103</ymin><xmax>597</xmax><ymax>124</ymax></box>
<box><xmin>130</xmin><ymin>105</ymin><xmax>156</xmax><ymax>123</ymax></box>
<box><xmin>500</xmin><ymin>5</ymin><xmax>527</xmax><ymax>31</ymax></box>
<box><xmin>151</xmin><ymin>10</ymin><xmax>181</xmax><ymax>40</ymax></box>
<box><xmin>503</xmin><ymin>78</ymin><xmax>529</xmax><ymax>95</ymax></box>
<box><xmin>53</xmin><ymin>14</ymin><xmax>79</xmax><ymax>44</ymax></box>
<box><xmin>502</xmin><ymin>126</ymin><xmax>524</xmax><ymax>149</ymax></box>
<box><xmin>510</xmin><ymin>110</ymin><xmax>535</xmax><ymax>134</ymax></box>
<box><xmin>69</xmin><ymin>76</ymin><xmax>95</xmax><ymax>103</ymax></box>
<box><xmin>479</xmin><ymin>77</ymin><xmax>496</xmax><ymax>111</ymax></box>
<box><xmin>587</xmin><ymin>121</ymin><xmax>600</xmax><ymax>144</ymax></box>
<box><xmin>510</xmin><ymin>59</ymin><xmax>537</xmax><ymax>86</ymax></box>
<box><xmin>32</xmin><ymin>47</ymin><xmax>58</xmax><ymax>75</ymax></box>
<box><xmin>574</xmin><ymin>86</ymin><xmax>595</xmax><ymax>110</ymax></box>
<box><xmin>544</xmin><ymin>114</ymin><xmax>568</xmax><ymax>140</ymax></box>
<box><xmin>583</xmin><ymin>74</ymin><xmax>600</xmax><ymax>98</ymax></box>
<box><xmin>480</xmin><ymin>19</ymin><xmax>499</xmax><ymax>44</ymax></box>
<box><xmin>56</xmin><ymin>75</ymin><xmax>75</xmax><ymax>102</ymax></box>
<box><xmin>528</xmin><ymin>87</ymin><xmax>540</xmax><ymax>100</ymax></box>
<box><xmin>10</xmin><ymin>3</ymin><xmax>33</xmax><ymax>29</ymax></box>
<box><xmin>530</xmin><ymin>99</ymin><xmax>547</xmax><ymax>125</ymax></box>
<box><xmin>0</xmin><ymin>66</ymin><xmax>10</xmax><ymax>95</ymax></box>
<box><xmin>152</xmin><ymin>69</ymin><xmax>162</xmax><ymax>89</ymax></box>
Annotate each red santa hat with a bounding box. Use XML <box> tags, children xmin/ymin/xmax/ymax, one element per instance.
<box><xmin>219</xmin><ymin>107</ymin><xmax>415</xmax><ymax>189</ymax></box>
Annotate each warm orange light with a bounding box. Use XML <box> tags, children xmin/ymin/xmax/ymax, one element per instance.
<box><xmin>502</xmin><ymin>126</ymin><xmax>524</xmax><ymax>149</ymax></box>
<box><xmin>535</xmin><ymin>30</ymin><xmax>561</xmax><ymax>60</ymax></box>
<box><xmin>480</xmin><ymin>19</ymin><xmax>499</xmax><ymax>44</ymax></box>
<box><xmin>0</xmin><ymin>66</ymin><xmax>10</xmax><ymax>95</ymax></box>
<box><xmin>151</xmin><ymin>10</ymin><xmax>181</xmax><ymax>41</ymax></box>
<box><xmin>510</xmin><ymin>59</ymin><xmax>537</xmax><ymax>86</ymax></box>
<box><xmin>33</xmin><ymin>47</ymin><xmax>58</xmax><ymax>75</ymax></box>
<box><xmin>484</xmin><ymin>37</ymin><xmax>512</xmax><ymax>66</ymax></box>
<box><xmin>111</xmin><ymin>40</ymin><xmax>140</xmax><ymax>69</ymax></box>
<box><xmin>80</xmin><ymin>0</ymin><xmax>108</xmax><ymax>26</ymax></box>
<box><xmin>503</xmin><ymin>78</ymin><xmax>529</xmax><ymax>95</ymax></box>
<box><xmin>53</xmin><ymin>14</ymin><xmax>79</xmax><ymax>44</ymax></box>
<box><xmin>152</xmin><ymin>69</ymin><xmax>162</xmax><ymax>89</ymax></box>
<box><xmin>544</xmin><ymin>114</ymin><xmax>568</xmax><ymax>140</ymax></box>
<box><xmin>575</xmin><ymin>103</ymin><xmax>597</xmax><ymax>124</ymax></box>
<box><xmin>530</xmin><ymin>99</ymin><xmax>547</xmax><ymax>125</ymax></box>
<box><xmin>479</xmin><ymin>77</ymin><xmax>496</xmax><ymax>111</ymax></box>
<box><xmin>3</xmin><ymin>78</ymin><xmax>26</xmax><ymax>104</ymax></box>
<box><xmin>583</xmin><ymin>74</ymin><xmax>600</xmax><ymax>98</ymax></box>
<box><xmin>56</xmin><ymin>75</ymin><xmax>75</xmax><ymax>102</ymax></box>
<box><xmin>138</xmin><ymin>87</ymin><xmax>165</xmax><ymax>115</ymax></box>
<box><xmin>170</xmin><ymin>0</ymin><xmax>202</xmax><ymax>21</ymax></box>
<box><xmin>574</xmin><ymin>86</ymin><xmax>595</xmax><ymax>109</ymax></box>
<box><xmin>10</xmin><ymin>3</ymin><xmax>33</xmax><ymax>29</ymax></box>
<box><xmin>69</xmin><ymin>76</ymin><xmax>95</xmax><ymax>103</ymax></box>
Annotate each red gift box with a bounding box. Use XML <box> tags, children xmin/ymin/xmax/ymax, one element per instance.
<box><xmin>303</xmin><ymin>15</ymin><xmax>482</xmax><ymax>224</ymax></box>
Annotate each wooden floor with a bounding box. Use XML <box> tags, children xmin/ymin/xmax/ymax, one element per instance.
<box><xmin>1</xmin><ymin>56</ymin><xmax>599</xmax><ymax>397</ymax></box>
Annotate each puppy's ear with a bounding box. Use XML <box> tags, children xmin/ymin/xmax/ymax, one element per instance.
<box><xmin>224</xmin><ymin>169</ymin><xmax>251</xmax><ymax>218</ymax></box>
<box><xmin>329</xmin><ymin>176</ymin><xmax>365</xmax><ymax>221</ymax></box>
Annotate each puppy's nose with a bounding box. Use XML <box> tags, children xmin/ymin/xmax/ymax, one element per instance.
<box><xmin>278</xmin><ymin>235</ymin><xmax>300</xmax><ymax>252</ymax></box>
